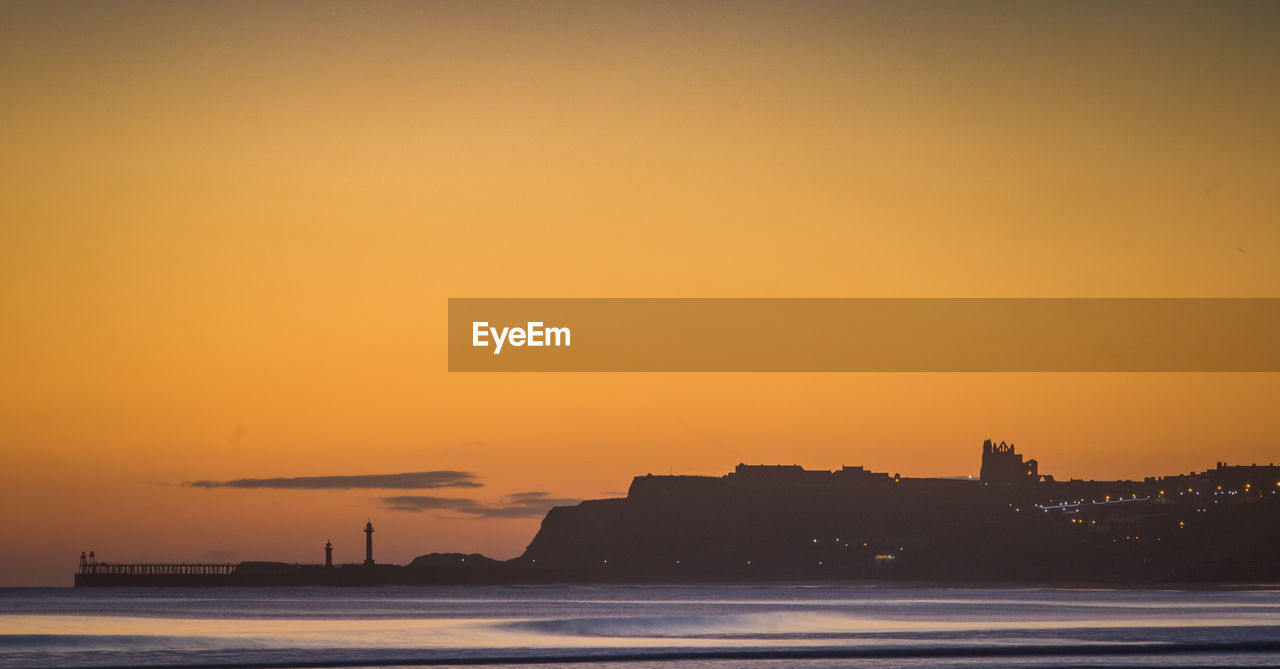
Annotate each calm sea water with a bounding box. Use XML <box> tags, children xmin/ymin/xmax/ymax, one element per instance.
<box><xmin>2</xmin><ymin>584</ymin><xmax>1280</xmax><ymax>668</ymax></box>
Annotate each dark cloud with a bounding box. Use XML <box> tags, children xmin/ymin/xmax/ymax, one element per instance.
<box><xmin>185</xmin><ymin>471</ymin><xmax>482</xmax><ymax>490</ymax></box>
<box><xmin>382</xmin><ymin>492</ymin><xmax>579</xmax><ymax>518</ymax></box>
<box><xmin>381</xmin><ymin>496</ymin><xmax>475</xmax><ymax>513</ymax></box>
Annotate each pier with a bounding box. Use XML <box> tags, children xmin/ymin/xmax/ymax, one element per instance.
<box><xmin>78</xmin><ymin>562</ymin><xmax>237</xmax><ymax>577</ymax></box>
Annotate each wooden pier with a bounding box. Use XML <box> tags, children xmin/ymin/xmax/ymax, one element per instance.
<box><xmin>78</xmin><ymin>562</ymin><xmax>238</xmax><ymax>577</ymax></box>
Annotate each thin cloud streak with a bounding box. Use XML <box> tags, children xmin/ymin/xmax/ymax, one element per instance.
<box><xmin>382</xmin><ymin>492</ymin><xmax>580</xmax><ymax>518</ymax></box>
<box><xmin>185</xmin><ymin>471</ymin><xmax>483</xmax><ymax>490</ymax></box>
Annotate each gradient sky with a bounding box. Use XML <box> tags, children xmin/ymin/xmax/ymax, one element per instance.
<box><xmin>3</xmin><ymin>1</ymin><xmax>1280</xmax><ymax>586</ymax></box>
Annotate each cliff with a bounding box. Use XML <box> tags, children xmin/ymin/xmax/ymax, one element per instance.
<box><xmin>517</xmin><ymin>448</ymin><xmax>1280</xmax><ymax>582</ymax></box>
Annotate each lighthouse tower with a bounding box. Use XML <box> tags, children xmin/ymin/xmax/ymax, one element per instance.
<box><xmin>324</xmin><ymin>540</ymin><xmax>333</xmax><ymax>567</ymax></box>
<box><xmin>363</xmin><ymin>521</ymin><xmax>374</xmax><ymax>566</ymax></box>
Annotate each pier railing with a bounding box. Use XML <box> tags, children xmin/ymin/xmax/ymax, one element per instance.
<box><xmin>78</xmin><ymin>563</ymin><xmax>238</xmax><ymax>576</ymax></box>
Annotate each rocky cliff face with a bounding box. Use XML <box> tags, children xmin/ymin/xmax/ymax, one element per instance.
<box><xmin>516</xmin><ymin>464</ymin><xmax>1280</xmax><ymax>582</ymax></box>
<box><xmin>518</xmin><ymin>470</ymin><xmax>1028</xmax><ymax>574</ymax></box>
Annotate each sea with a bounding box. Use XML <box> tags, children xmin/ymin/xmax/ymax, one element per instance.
<box><xmin>3</xmin><ymin>584</ymin><xmax>1280</xmax><ymax>668</ymax></box>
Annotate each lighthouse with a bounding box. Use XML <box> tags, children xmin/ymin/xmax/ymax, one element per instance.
<box><xmin>324</xmin><ymin>540</ymin><xmax>333</xmax><ymax>567</ymax></box>
<box><xmin>363</xmin><ymin>521</ymin><xmax>374</xmax><ymax>566</ymax></box>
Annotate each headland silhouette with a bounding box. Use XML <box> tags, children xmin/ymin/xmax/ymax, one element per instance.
<box><xmin>76</xmin><ymin>440</ymin><xmax>1280</xmax><ymax>586</ymax></box>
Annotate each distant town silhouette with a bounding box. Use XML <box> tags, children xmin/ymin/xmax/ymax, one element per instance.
<box><xmin>78</xmin><ymin>440</ymin><xmax>1280</xmax><ymax>586</ymax></box>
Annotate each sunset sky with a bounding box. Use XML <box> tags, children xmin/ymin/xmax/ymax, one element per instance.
<box><xmin>3</xmin><ymin>1</ymin><xmax>1280</xmax><ymax>586</ymax></box>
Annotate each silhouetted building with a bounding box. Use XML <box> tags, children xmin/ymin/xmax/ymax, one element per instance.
<box><xmin>325</xmin><ymin>540</ymin><xmax>333</xmax><ymax>567</ymax></box>
<box><xmin>980</xmin><ymin>439</ymin><xmax>1038</xmax><ymax>485</ymax></box>
<box><xmin>364</xmin><ymin>521</ymin><xmax>375</xmax><ymax>566</ymax></box>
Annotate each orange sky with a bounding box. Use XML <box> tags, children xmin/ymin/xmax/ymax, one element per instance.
<box><xmin>2</xmin><ymin>1</ymin><xmax>1279</xmax><ymax>586</ymax></box>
